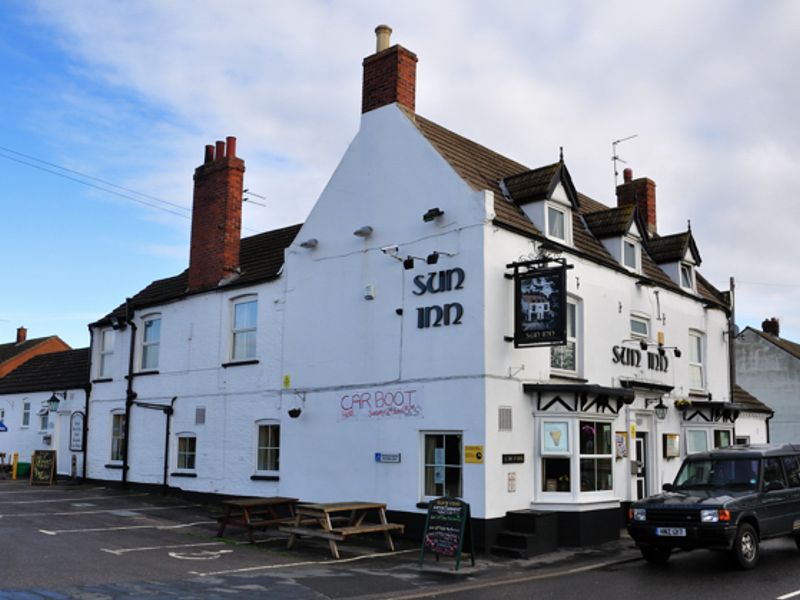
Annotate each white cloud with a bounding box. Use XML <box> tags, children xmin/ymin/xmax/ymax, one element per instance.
<box><xmin>21</xmin><ymin>0</ymin><xmax>800</xmax><ymax>341</ymax></box>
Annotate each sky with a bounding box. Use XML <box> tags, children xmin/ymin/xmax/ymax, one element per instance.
<box><xmin>1</xmin><ymin>0</ymin><xmax>798</xmax><ymax>350</ymax></box>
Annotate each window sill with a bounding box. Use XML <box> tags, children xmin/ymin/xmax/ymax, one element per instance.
<box><xmin>92</xmin><ymin>378</ymin><xmax>113</xmax><ymax>383</ymax></box>
<box><xmin>688</xmin><ymin>390</ymin><xmax>709</xmax><ymax>398</ymax></box>
<box><xmin>221</xmin><ymin>359</ymin><xmax>259</xmax><ymax>369</ymax></box>
<box><xmin>250</xmin><ymin>474</ymin><xmax>279</xmax><ymax>481</ymax></box>
<box><xmin>416</xmin><ymin>501</ymin><xmax>430</xmax><ymax>509</ymax></box>
<box><xmin>132</xmin><ymin>370</ymin><xmax>159</xmax><ymax>377</ymax></box>
<box><xmin>104</xmin><ymin>463</ymin><xmax>123</xmax><ymax>469</ymax></box>
<box><xmin>171</xmin><ymin>471</ymin><xmax>197</xmax><ymax>478</ymax></box>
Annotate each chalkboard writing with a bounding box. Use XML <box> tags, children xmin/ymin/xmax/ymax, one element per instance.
<box><xmin>419</xmin><ymin>497</ymin><xmax>475</xmax><ymax>570</ymax></box>
<box><xmin>30</xmin><ymin>450</ymin><xmax>56</xmax><ymax>486</ymax></box>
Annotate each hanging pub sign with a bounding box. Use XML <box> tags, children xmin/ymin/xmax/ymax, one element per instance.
<box><xmin>513</xmin><ymin>263</ymin><xmax>568</xmax><ymax>348</ymax></box>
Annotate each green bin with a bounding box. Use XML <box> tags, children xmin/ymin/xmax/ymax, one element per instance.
<box><xmin>16</xmin><ymin>462</ymin><xmax>30</xmax><ymax>478</ymax></box>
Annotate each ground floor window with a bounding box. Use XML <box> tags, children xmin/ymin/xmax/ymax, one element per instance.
<box><xmin>111</xmin><ymin>412</ymin><xmax>125</xmax><ymax>461</ymax></box>
<box><xmin>713</xmin><ymin>429</ymin><xmax>732</xmax><ymax>448</ymax></box>
<box><xmin>579</xmin><ymin>420</ymin><xmax>613</xmax><ymax>491</ymax></box>
<box><xmin>177</xmin><ymin>435</ymin><xmax>197</xmax><ymax>470</ymax></box>
<box><xmin>542</xmin><ymin>457</ymin><xmax>570</xmax><ymax>492</ymax></box>
<box><xmin>257</xmin><ymin>422</ymin><xmax>280</xmax><ymax>472</ymax></box>
<box><xmin>423</xmin><ymin>432</ymin><xmax>462</xmax><ymax>498</ymax></box>
<box><xmin>686</xmin><ymin>428</ymin><xmax>733</xmax><ymax>455</ymax></box>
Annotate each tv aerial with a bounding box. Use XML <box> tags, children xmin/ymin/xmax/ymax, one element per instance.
<box><xmin>611</xmin><ymin>134</ymin><xmax>638</xmax><ymax>187</ymax></box>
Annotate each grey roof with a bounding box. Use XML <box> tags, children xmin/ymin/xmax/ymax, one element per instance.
<box><xmin>0</xmin><ymin>348</ymin><xmax>90</xmax><ymax>395</ymax></box>
<box><xmin>731</xmin><ymin>384</ymin><xmax>773</xmax><ymax>415</ymax></box>
<box><xmin>740</xmin><ymin>326</ymin><xmax>800</xmax><ymax>361</ymax></box>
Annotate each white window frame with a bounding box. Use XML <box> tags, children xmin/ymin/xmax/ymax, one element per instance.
<box><xmin>38</xmin><ymin>408</ymin><xmax>49</xmax><ymax>432</ymax></box>
<box><xmin>630</xmin><ymin>314</ymin><xmax>650</xmax><ymax>340</ymax></box>
<box><xmin>140</xmin><ymin>314</ymin><xmax>161</xmax><ymax>371</ymax></box>
<box><xmin>546</xmin><ymin>203</ymin><xmax>571</xmax><ymax>244</ymax></box>
<box><xmin>680</xmin><ymin>263</ymin><xmax>695</xmax><ymax>291</ymax></box>
<box><xmin>110</xmin><ymin>411</ymin><xmax>125</xmax><ymax>462</ymax></box>
<box><xmin>622</xmin><ymin>237</ymin><xmax>640</xmax><ymax>272</ymax></box>
<box><xmin>684</xmin><ymin>427</ymin><xmax>733</xmax><ymax>455</ymax></box>
<box><xmin>22</xmin><ymin>401</ymin><xmax>30</xmax><ymax>428</ymax></box>
<box><xmin>688</xmin><ymin>330</ymin><xmax>705</xmax><ymax>391</ymax></box>
<box><xmin>231</xmin><ymin>295</ymin><xmax>258</xmax><ymax>362</ymax></box>
<box><xmin>176</xmin><ymin>433</ymin><xmax>197</xmax><ymax>471</ymax></box>
<box><xmin>255</xmin><ymin>420</ymin><xmax>280</xmax><ymax>473</ymax></box>
<box><xmin>99</xmin><ymin>329</ymin><xmax>114</xmax><ymax>378</ymax></box>
<box><xmin>550</xmin><ymin>298</ymin><xmax>580</xmax><ymax>375</ymax></box>
<box><xmin>422</xmin><ymin>431</ymin><xmax>463</xmax><ymax>500</ymax></box>
<box><xmin>578</xmin><ymin>420</ymin><xmax>614</xmax><ymax>493</ymax></box>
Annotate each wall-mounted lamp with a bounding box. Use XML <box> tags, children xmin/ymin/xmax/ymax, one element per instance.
<box><xmin>47</xmin><ymin>392</ymin><xmax>64</xmax><ymax>412</ymax></box>
<box><xmin>403</xmin><ymin>257</ymin><xmax>416</xmax><ymax>270</ymax></box>
<box><xmin>109</xmin><ymin>315</ymin><xmax>125</xmax><ymax>330</ymax></box>
<box><xmin>353</xmin><ymin>225</ymin><xmax>373</xmax><ymax>238</ymax></box>
<box><xmin>658</xmin><ymin>346</ymin><xmax>682</xmax><ymax>358</ymax></box>
<box><xmin>645</xmin><ymin>398</ymin><xmax>669</xmax><ymax>420</ymax></box>
<box><xmin>422</xmin><ymin>207</ymin><xmax>444</xmax><ymax>222</ymax></box>
<box><xmin>426</xmin><ymin>250</ymin><xmax>456</xmax><ymax>265</ymax></box>
<box><xmin>299</xmin><ymin>238</ymin><xmax>318</xmax><ymax>249</ymax></box>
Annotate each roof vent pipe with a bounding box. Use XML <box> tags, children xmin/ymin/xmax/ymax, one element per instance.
<box><xmin>375</xmin><ymin>24</ymin><xmax>392</xmax><ymax>52</ymax></box>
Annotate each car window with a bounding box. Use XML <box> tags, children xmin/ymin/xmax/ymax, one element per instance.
<box><xmin>763</xmin><ymin>457</ymin><xmax>786</xmax><ymax>488</ymax></box>
<box><xmin>675</xmin><ymin>458</ymin><xmax>759</xmax><ymax>490</ymax></box>
<box><xmin>782</xmin><ymin>456</ymin><xmax>800</xmax><ymax>488</ymax></box>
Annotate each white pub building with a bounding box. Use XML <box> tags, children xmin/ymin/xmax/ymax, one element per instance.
<box><xmin>86</xmin><ymin>26</ymin><xmax>762</xmax><ymax>551</ymax></box>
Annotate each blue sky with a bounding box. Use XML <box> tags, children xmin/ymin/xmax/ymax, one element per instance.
<box><xmin>1</xmin><ymin>0</ymin><xmax>799</xmax><ymax>349</ymax></box>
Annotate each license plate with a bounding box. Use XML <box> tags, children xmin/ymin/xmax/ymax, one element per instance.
<box><xmin>656</xmin><ymin>527</ymin><xmax>686</xmax><ymax>537</ymax></box>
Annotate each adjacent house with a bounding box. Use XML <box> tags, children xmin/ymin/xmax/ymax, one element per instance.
<box><xmin>0</xmin><ymin>327</ymin><xmax>70</xmax><ymax>378</ymax></box>
<box><xmin>0</xmin><ymin>348</ymin><xmax>90</xmax><ymax>476</ymax></box>
<box><xmin>736</xmin><ymin>318</ymin><xmax>800</xmax><ymax>443</ymax></box>
<box><xmin>85</xmin><ymin>26</ymin><xmax>764</xmax><ymax>550</ymax></box>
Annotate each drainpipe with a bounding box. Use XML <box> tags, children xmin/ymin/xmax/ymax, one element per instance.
<box><xmin>728</xmin><ymin>277</ymin><xmax>736</xmax><ymax>394</ymax></box>
<box><xmin>121</xmin><ymin>298</ymin><xmax>138</xmax><ymax>488</ymax></box>
<box><xmin>81</xmin><ymin>381</ymin><xmax>92</xmax><ymax>480</ymax></box>
<box><xmin>131</xmin><ymin>397</ymin><xmax>176</xmax><ymax>495</ymax></box>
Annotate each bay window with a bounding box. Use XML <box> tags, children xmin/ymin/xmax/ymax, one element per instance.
<box><xmin>579</xmin><ymin>420</ymin><xmax>613</xmax><ymax>491</ymax></box>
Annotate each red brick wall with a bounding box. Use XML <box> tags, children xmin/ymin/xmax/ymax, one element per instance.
<box><xmin>362</xmin><ymin>45</ymin><xmax>418</xmax><ymax>114</ymax></box>
<box><xmin>616</xmin><ymin>177</ymin><xmax>657</xmax><ymax>236</ymax></box>
<box><xmin>188</xmin><ymin>139</ymin><xmax>245</xmax><ymax>290</ymax></box>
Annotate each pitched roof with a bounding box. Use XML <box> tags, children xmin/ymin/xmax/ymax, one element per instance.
<box><xmin>502</xmin><ymin>162</ymin><xmax>562</xmax><ymax>205</ymax></box>
<box><xmin>583</xmin><ymin>205</ymin><xmax>636</xmax><ymax>239</ymax></box>
<box><xmin>408</xmin><ymin>110</ymin><xmax>725</xmax><ymax>308</ymax></box>
<box><xmin>95</xmin><ymin>224</ymin><xmax>302</xmax><ymax>325</ymax></box>
<box><xmin>742</xmin><ymin>327</ymin><xmax>800</xmax><ymax>361</ymax></box>
<box><xmin>0</xmin><ymin>337</ymin><xmax>54</xmax><ymax>365</ymax></box>
<box><xmin>731</xmin><ymin>384</ymin><xmax>773</xmax><ymax>414</ymax></box>
<box><xmin>646</xmin><ymin>231</ymin><xmax>702</xmax><ymax>266</ymax></box>
<box><xmin>0</xmin><ymin>348</ymin><xmax>90</xmax><ymax>395</ymax></box>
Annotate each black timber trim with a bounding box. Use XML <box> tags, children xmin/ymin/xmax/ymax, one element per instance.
<box><xmin>619</xmin><ymin>378</ymin><xmax>674</xmax><ymax>393</ymax></box>
<box><xmin>221</xmin><ymin>359</ymin><xmax>260</xmax><ymax>368</ymax></box>
<box><xmin>170</xmin><ymin>472</ymin><xmax>198</xmax><ymax>478</ymax></box>
<box><xmin>680</xmin><ymin>401</ymin><xmax>740</xmax><ymax>423</ymax></box>
<box><xmin>250</xmin><ymin>475</ymin><xmax>280</xmax><ymax>481</ymax></box>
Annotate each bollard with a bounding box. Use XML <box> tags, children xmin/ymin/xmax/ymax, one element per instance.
<box><xmin>12</xmin><ymin>452</ymin><xmax>18</xmax><ymax>480</ymax></box>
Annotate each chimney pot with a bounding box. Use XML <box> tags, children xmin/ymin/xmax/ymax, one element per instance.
<box><xmin>204</xmin><ymin>145</ymin><xmax>215</xmax><ymax>163</ymax></box>
<box><xmin>225</xmin><ymin>136</ymin><xmax>237</xmax><ymax>158</ymax></box>
<box><xmin>215</xmin><ymin>140</ymin><xmax>225</xmax><ymax>161</ymax></box>
<box><xmin>761</xmin><ymin>317</ymin><xmax>780</xmax><ymax>337</ymax></box>
<box><xmin>623</xmin><ymin>168</ymin><xmax>633</xmax><ymax>183</ymax></box>
<box><xmin>16</xmin><ymin>326</ymin><xmax>27</xmax><ymax>344</ymax></box>
<box><xmin>375</xmin><ymin>24</ymin><xmax>392</xmax><ymax>52</ymax></box>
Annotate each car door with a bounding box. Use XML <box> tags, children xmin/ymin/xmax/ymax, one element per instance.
<box><xmin>781</xmin><ymin>455</ymin><xmax>800</xmax><ymax>533</ymax></box>
<box><xmin>760</xmin><ymin>457</ymin><xmax>794</xmax><ymax>537</ymax></box>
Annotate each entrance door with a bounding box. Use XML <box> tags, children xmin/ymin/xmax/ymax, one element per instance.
<box><xmin>635</xmin><ymin>433</ymin><xmax>648</xmax><ymax>500</ymax></box>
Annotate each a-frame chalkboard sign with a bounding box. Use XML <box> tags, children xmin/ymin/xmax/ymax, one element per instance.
<box><xmin>419</xmin><ymin>497</ymin><xmax>475</xmax><ymax>570</ymax></box>
<box><xmin>30</xmin><ymin>450</ymin><xmax>56</xmax><ymax>486</ymax></box>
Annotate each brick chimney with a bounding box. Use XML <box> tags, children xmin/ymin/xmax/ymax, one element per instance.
<box><xmin>762</xmin><ymin>317</ymin><xmax>780</xmax><ymax>337</ymax></box>
<box><xmin>362</xmin><ymin>24</ymin><xmax>418</xmax><ymax>114</ymax></box>
<box><xmin>16</xmin><ymin>326</ymin><xmax>26</xmax><ymax>344</ymax></box>
<box><xmin>188</xmin><ymin>136</ymin><xmax>245</xmax><ymax>290</ymax></box>
<box><xmin>616</xmin><ymin>168</ymin><xmax>657</xmax><ymax>237</ymax></box>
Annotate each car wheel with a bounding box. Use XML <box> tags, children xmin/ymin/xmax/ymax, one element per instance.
<box><xmin>732</xmin><ymin>523</ymin><xmax>759</xmax><ymax>570</ymax></box>
<box><xmin>641</xmin><ymin>545</ymin><xmax>672</xmax><ymax>564</ymax></box>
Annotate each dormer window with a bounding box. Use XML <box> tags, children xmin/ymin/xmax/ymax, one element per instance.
<box><xmin>680</xmin><ymin>263</ymin><xmax>694</xmax><ymax>290</ymax></box>
<box><xmin>548</xmin><ymin>205</ymin><xmax>565</xmax><ymax>240</ymax></box>
<box><xmin>623</xmin><ymin>239</ymin><xmax>639</xmax><ymax>271</ymax></box>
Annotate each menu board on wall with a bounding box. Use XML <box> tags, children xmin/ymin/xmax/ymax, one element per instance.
<box><xmin>419</xmin><ymin>497</ymin><xmax>475</xmax><ymax>570</ymax></box>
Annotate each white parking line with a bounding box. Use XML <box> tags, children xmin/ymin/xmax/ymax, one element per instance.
<box><xmin>40</xmin><ymin>520</ymin><xmax>215</xmax><ymax>535</ymax></box>
<box><xmin>189</xmin><ymin>548</ymin><xmax>418</xmax><ymax>577</ymax></box>
<box><xmin>0</xmin><ymin>486</ymin><xmax>110</xmax><ymax>495</ymax></box>
<box><xmin>777</xmin><ymin>591</ymin><xmax>800</xmax><ymax>600</ymax></box>
<box><xmin>101</xmin><ymin>541</ymin><xmax>227</xmax><ymax>555</ymax></box>
<box><xmin>0</xmin><ymin>493</ymin><xmax>149</xmax><ymax>505</ymax></box>
<box><xmin>3</xmin><ymin>503</ymin><xmax>199</xmax><ymax>518</ymax></box>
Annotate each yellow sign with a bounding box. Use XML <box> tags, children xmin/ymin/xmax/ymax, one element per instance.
<box><xmin>282</xmin><ymin>374</ymin><xmax>291</xmax><ymax>389</ymax></box>
<box><xmin>465</xmin><ymin>445</ymin><xmax>484</xmax><ymax>464</ymax></box>
<box><xmin>630</xmin><ymin>423</ymin><xmax>636</xmax><ymax>438</ymax></box>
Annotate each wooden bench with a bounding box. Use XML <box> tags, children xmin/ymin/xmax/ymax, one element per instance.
<box><xmin>216</xmin><ymin>496</ymin><xmax>299</xmax><ymax>543</ymax></box>
<box><xmin>280</xmin><ymin>501</ymin><xmax>404</xmax><ymax>559</ymax></box>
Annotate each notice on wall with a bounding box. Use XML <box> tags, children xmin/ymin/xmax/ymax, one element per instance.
<box><xmin>69</xmin><ymin>411</ymin><xmax>85</xmax><ymax>452</ymax></box>
<box><xmin>464</xmin><ymin>445</ymin><xmax>484</xmax><ymax>464</ymax></box>
<box><xmin>338</xmin><ymin>387</ymin><xmax>423</xmax><ymax>421</ymax></box>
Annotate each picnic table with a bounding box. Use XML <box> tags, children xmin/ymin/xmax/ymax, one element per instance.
<box><xmin>215</xmin><ymin>496</ymin><xmax>298</xmax><ymax>543</ymax></box>
<box><xmin>280</xmin><ymin>501</ymin><xmax>404</xmax><ymax>559</ymax></box>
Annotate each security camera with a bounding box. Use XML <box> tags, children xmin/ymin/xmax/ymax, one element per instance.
<box><xmin>380</xmin><ymin>245</ymin><xmax>399</xmax><ymax>255</ymax></box>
